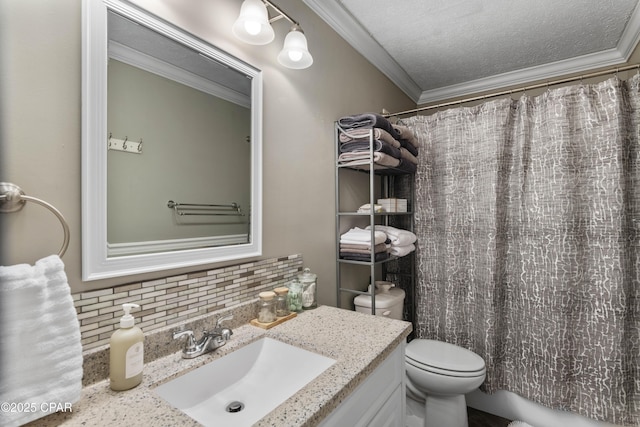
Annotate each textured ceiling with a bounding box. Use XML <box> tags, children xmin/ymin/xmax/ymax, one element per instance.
<box><xmin>303</xmin><ymin>0</ymin><xmax>640</xmax><ymax>104</ymax></box>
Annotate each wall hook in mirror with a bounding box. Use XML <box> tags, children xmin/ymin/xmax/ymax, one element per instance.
<box><xmin>108</xmin><ymin>134</ymin><xmax>143</xmax><ymax>154</ymax></box>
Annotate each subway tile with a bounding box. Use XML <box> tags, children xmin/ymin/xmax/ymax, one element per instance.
<box><xmin>167</xmin><ymin>305</ymin><xmax>189</xmax><ymax>315</ymax></box>
<box><xmin>145</xmin><ymin>320</ymin><xmax>169</xmax><ymax>331</ymax></box>
<box><xmin>142</xmin><ymin>278</ymin><xmax>167</xmax><ymax>288</ymax></box>
<box><xmin>138</xmin><ymin>300</ymin><xmax>166</xmax><ymax>310</ymax></box>
<box><xmin>142</xmin><ymin>290</ymin><xmax>166</xmax><ymax>299</ymax></box>
<box><xmin>165</xmin><ymin>274</ymin><xmax>188</xmax><ymax>283</ymax></box>
<box><xmin>128</xmin><ymin>287</ymin><xmax>151</xmax><ymax>296</ymax></box>
<box><xmin>74</xmin><ymin>254</ymin><xmax>302</xmax><ymax>350</ymax></box>
<box><xmin>198</xmin><ymin>293</ymin><xmax>221</xmax><ymax>302</ymax></box>
<box><xmin>80</xmin><ymin>288</ymin><xmax>113</xmax><ymax>299</ymax></box>
<box><xmin>83</xmin><ymin>325</ymin><xmax>114</xmax><ymax>338</ymax></box>
<box><xmin>80</xmin><ymin>323</ymin><xmax>99</xmax><ymax>333</ymax></box>
<box><xmin>178</xmin><ymin>288</ymin><xmax>199</xmax><ymax>297</ymax></box>
<box><xmin>154</xmin><ymin>292</ymin><xmax>178</xmax><ymax>302</ymax></box>
<box><xmin>98</xmin><ymin>305</ymin><xmax>124</xmax><ymax>315</ymax></box>
<box><xmin>81</xmin><ymin>301</ymin><xmax>114</xmax><ymax>312</ymax></box>
<box><xmin>77</xmin><ymin>310</ymin><xmax>99</xmax><ymax>320</ymax></box>
<box><xmin>81</xmin><ymin>335</ymin><xmax>99</xmax><ymax>346</ymax></box>
<box><xmin>188</xmin><ymin>301</ymin><xmax>208</xmax><ymax>309</ymax></box>
<box><xmin>98</xmin><ymin>331</ymin><xmax>114</xmax><ymax>342</ymax></box>
<box><xmin>142</xmin><ymin>311</ymin><xmax>166</xmax><ymax>322</ymax></box>
<box><xmin>98</xmin><ymin>291</ymin><xmax>129</xmax><ymax>302</ymax></box>
<box><xmin>177</xmin><ymin>278</ymin><xmax>199</xmax><ymax>287</ymax></box>
<box><xmin>154</xmin><ymin>282</ymin><xmax>185</xmax><ymax>291</ymax></box>
<box><xmin>115</xmin><ymin>282</ymin><xmax>142</xmax><ymax>292</ymax></box>
<box><xmin>187</xmin><ymin>271</ymin><xmax>207</xmax><ymax>279</ymax></box>
<box><xmin>112</xmin><ymin>294</ymin><xmax>143</xmax><ymax>305</ymax></box>
<box><xmin>207</xmin><ymin>267</ymin><xmax>225</xmax><ymax>276</ymax></box>
<box><xmin>81</xmin><ymin>312</ymin><xmax>113</xmax><ymax>325</ymax></box>
<box><xmin>74</xmin><ymin>297</ymin><xmax>99</xmax><ymax>307</ymax></box>
<box><xmin>98</xmin><ymin>317</ymin><xmax>120</xmax><ymax>328</ymax></box>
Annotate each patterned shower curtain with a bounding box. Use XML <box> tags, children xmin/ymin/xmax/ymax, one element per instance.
<box><xmin>401</xmin><ymin>74</ymin><xmax>640</xmax><ymax>425</ymax></box>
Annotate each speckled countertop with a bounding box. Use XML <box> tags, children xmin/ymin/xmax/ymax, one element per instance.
<box><xmin>28</xmin><ymin>306</ymin><xmax>412</xmax><ymax>427</ymax></box>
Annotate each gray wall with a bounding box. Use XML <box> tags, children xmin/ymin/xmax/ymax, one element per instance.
<box><xmin>0</xmin><ymin>0</ymin><xmax>415</xmax><ymax>307</ymax></box>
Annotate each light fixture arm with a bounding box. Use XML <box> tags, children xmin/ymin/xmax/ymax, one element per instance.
<box><xmin>233</xmin><ymin>0</ymin><xmax>313</xmax><ymax>69</ymax></box>
<box><xmin>263</xmin><ymin>0</ymin><xmax>299</xmax><ymax>26</ymax></box>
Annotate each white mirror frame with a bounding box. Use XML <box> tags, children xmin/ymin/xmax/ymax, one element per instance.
<box><xmin>82</xmin><ymin>0</ymin><xmax>262</xmax><ymax>281</ymax></box>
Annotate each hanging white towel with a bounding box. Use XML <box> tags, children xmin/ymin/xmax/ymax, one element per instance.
<box><xmin>0</xmin><ymin>255</ymin><xmax>83</xmax><ymax>427</ymax></box>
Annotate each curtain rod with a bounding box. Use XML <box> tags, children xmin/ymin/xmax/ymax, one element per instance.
<box><xmin>384</xmin><ymin>63</ymin><xmax>640</xmax><ymax>117</ymax></box>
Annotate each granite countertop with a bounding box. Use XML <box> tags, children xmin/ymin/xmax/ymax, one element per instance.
<box><xmin>29</xmin><ymin>305</ymin><xmax>412</xmax><ymax>427</ymax></box>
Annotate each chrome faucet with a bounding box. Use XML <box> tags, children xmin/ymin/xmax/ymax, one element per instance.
<box><xmin>173</xmin><ymin>314</ymin><xmax>234</xmax><ymax>359</ymax></box>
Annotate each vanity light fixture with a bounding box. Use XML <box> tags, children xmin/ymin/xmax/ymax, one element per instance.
<box><xmin>233</xmin><ymin>0</ymin><xmax>313</xmax><ymax>69</ymax></box>
<box><xmin>232</xmin><ymin>0</ymin><xmax>274</xmax><ymax>45</ymax></box>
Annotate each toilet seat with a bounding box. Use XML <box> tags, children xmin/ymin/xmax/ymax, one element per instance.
<box><xmin>406</xmin><ymin>339</ymin><xmax>485</xmax><ymax>378</ymax></box>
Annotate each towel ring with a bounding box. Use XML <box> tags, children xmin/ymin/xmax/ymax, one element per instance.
<box><xmin>0</xmin><ymin>182</ymin><xmax>70</xmax><ymax>257</ymax></box>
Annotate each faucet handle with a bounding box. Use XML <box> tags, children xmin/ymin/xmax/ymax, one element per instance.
<box><xmin>220</xmin><ymin>328</ymin><xmax>233</xmax><ymax>340</ymax></box>
<box><xmin>173</xmin><ymin>329</ymin><xmax>197</xmax><ymax>352</ymax></box>
<box><xmin>215</xmin><ymin>314</ymin><xmax>233</xmax><ymax>328</ymax></box>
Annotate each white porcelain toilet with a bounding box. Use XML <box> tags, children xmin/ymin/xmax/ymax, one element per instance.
<box><xmin>405</xmin><ymin>339</ymin><xmax>486</xmax><ymax>427</ymax></box>
<box><xmin>353</xmin><ymin>285</ymin><xmax>486</xmax><ymax>427</ymax></box>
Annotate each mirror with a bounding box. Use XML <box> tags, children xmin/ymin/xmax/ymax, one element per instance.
<box><xmin>82</xmin><ymin>0</ymin><xmax>262</xmax><ymax>281</ymax></box>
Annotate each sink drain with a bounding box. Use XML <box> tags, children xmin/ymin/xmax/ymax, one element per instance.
<box><xmin>226</xmin><ymin>401</ymin><xmax>245</xmax><ymax>413</ymax></box>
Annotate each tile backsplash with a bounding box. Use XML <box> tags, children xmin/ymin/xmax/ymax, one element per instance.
<box><xmin>74</xmin><ymin>254</ymin><xmax>303</xmax><ymax>351</ymax></box>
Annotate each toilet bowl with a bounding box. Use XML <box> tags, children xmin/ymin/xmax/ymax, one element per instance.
<box><xmin>405</xmin><ymin>339</ymin><xmax>486</xmax><ymax>427</ymax></box>
<box><xmin>353</xmin><ymin>288</ymin><xmax>485</xmax><ymax>427</ymax></box>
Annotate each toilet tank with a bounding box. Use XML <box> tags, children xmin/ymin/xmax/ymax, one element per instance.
<box><xmin>354</xmin><ymin>287</ymin><xmax>405</xmax><ymax>320</ymax></box>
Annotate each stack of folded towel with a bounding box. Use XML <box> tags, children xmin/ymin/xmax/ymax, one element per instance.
<box><xmin>339</xmin><ymin>227</ymin><xmax>389</xmax><ymax>262</ymax></box>
<box><xmin>337</xmin><ymin>113</ymin><xmax>420</xmax><ymax>174</ymax></box>
<box><xmin>366</xmin><ymin>225</ymin><xmax>416</xmax><ymax>257</ymax></box>
<box><xmin>340</xmin><ymin>226</ymin><xmax>417</xmax><ymax>261</ymax></box>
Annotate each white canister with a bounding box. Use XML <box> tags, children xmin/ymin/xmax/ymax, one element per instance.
<box><xmin>298</xmin><ymin>267</ymin><xmax>317</xmax><ymax>309</ymax></box>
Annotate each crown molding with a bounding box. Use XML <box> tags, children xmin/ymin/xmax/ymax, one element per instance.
<box><xmin>302</xmin><ymin>0</ymin><xmax>423</xmax><ymax>102</ymax></box>
<box><xmin>304</xmin><ymin>0</ymin><xmax>640</xmax><ymax>105</ymax></box>
<box><xmin>417</xmin><ymin>48</ymin><xmax>628</xmax><ymax>105</ymax></box>
<box><xmin>109</xmin><ymin>42</ymin><xmax>251</xmax><ymax>108</ymax></box>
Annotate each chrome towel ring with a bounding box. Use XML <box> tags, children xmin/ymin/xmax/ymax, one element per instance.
<box><xmin>0</xmin><ymin>182</ymin><xmax>70</xmax><ymax>257</ymax></box>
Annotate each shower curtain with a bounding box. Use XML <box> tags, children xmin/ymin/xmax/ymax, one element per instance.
<box><xmin>402</xmin><ymin>74</ymin><xmax>640</xmax><ymax>425</ymax></box>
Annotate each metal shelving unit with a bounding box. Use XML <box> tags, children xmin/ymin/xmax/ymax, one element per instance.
<box><xmin>335</xmin><ymin>123</ymin><xmax>416</xmax><ymax>328</ymax></box>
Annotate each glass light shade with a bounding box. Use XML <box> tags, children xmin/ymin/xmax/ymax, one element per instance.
<box><xmin>232</xmin><ymin>0</ymin><xmax>275</xmax><ymax>45</ymax></box>
<box><xmin>277</xmin><ymin>28</ymin><xmax>313</xmax><ymax>69</ymax></box>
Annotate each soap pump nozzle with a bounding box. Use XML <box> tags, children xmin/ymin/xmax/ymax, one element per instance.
<box><xmin>120</xmin><ymin>303</ymin><xmax>140</xmax><ymax>328</ymax></box>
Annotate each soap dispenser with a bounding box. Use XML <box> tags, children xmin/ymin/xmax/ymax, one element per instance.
<box><xmin>110</xmin><ymin>303</ymin><xmax>144</xmax><ymax>391</ymax></box>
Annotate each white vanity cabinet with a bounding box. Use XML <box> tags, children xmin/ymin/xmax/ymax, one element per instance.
<box><xmin>320</xmin><ymin>343</ymin><xmax>406</xmax><ymax>427</ymax></box>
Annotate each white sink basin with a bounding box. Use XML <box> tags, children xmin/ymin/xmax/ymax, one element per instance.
<box><xmin>155</xmin><ymin>337</ymin><xmax>336</xmax><ymax>427</ymax></box>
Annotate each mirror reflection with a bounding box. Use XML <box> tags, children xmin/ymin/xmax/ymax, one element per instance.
<box><xmin>82</xmin><ymin>0</ymin><xmax>262</xmax><ymax>281</ymax></box>
<box><xmin>107</xmin><ymin>11</ymin><xmax>252</xmax><ymax>256</ymax></box>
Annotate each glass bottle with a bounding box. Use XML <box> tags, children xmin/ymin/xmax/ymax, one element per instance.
<box><xmin>298</xmin><ymin>267</ymin><xmax>317</xmax><ymax>309</ymax></box>
<box><xmin>286</xmin><ymin>279</ymin><xmax>304</xmax><ymax>312</ymax></box>
<box><xmin>274</xmin><ymin>287</ymin><xmax>290</xmax><ymax>317</ymax></box>
<box><xmin>257</xmin><ymin>291</ymin><xmax>277</xmax><ymax>323</ymax></box>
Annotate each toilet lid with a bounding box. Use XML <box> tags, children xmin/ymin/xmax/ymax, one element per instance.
<box><xmin>406</xmin><ymin>339</ymin><xmax>485</xmax><ymax>373</ymax></box>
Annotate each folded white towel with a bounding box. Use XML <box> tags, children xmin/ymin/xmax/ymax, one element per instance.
<box><xmin>0</xmin><ymin>255</ymin><xmax>83</xmax><ymax>427</ymax></box>
<box><xmin>366</xmin><ymin>225</ymin><xmax>417</xmax><ymax>246</ymax></box>
<box><xmin>340</xmin><ymin>227</ymin><xmax>388</xmax><ymax>245</ymax></box>
<box><xmin>388</xmin><ymin>244</ymin><xmax>415</xmax><ymax>257</ymax></box>
<box><xmin>357</xmin><ymin>203</ymin><xmax>384</xmax><ymax>213</ymax></box>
